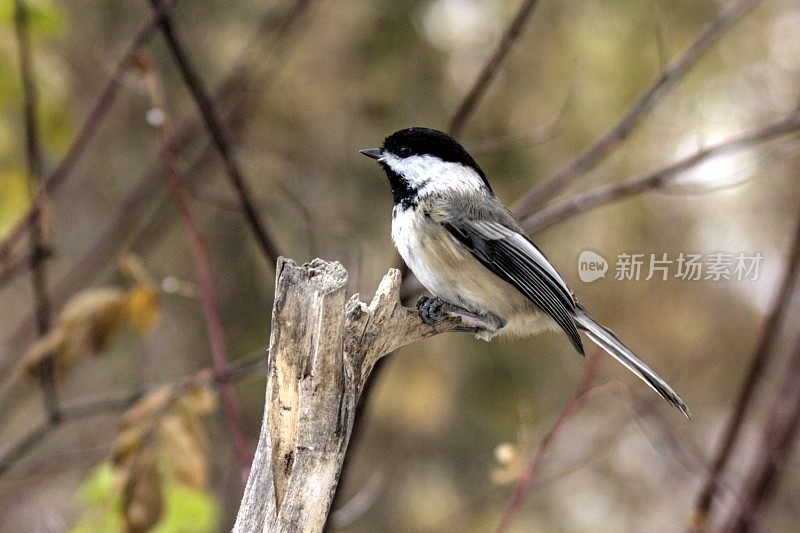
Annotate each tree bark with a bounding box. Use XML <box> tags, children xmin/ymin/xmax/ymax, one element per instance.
<box><xmin>233</xmin><ymin>258</ymin><xmax>458</xmax><ymax>532</ymax></box>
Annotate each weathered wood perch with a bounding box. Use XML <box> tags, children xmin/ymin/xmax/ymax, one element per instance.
<box><xmin>233</xmin><ymin>258</ymin><xmax>458</xmax><ymax>532</ymax></box>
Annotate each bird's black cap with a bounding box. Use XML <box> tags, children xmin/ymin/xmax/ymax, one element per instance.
<box><xmin>379</xmin><ymin>127</ymin><xmax>491</xmax><ymax>191</ymax></box>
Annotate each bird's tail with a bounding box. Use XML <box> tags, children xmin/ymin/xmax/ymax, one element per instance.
<box><xmin>573</xmin><ymin>305</ymin><xmax>689</xmax><ymax>418</ymax></box>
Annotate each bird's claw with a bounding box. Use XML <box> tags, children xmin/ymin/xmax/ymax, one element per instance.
<box><xmin>417</xmin><ymin>295</ymin><xmax>448</xmax><ymax>325</ymax></box>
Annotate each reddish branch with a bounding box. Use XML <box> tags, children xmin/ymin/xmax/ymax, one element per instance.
<box><xmin>148</xmin><ymin>0</ymin><xmax>282</xmax><ymax>265</ymax></box>
<box><xmin>521</xmin><ymin>111</ymin><xmax>800</xmax><ymax>233</ymax></box>
<box><xmin>692</xmin><ymin>212</ymin><xmax>800</xmax><ymax>527</ymax></box>
<box><xmin>448</xmin><ymin>0</ymin><xmax>541</xmax><ymax>137</ymax></box>
<box><xmin>512</xmin><ymin>0</ymin><xmax>764</xmax><ymax>219</ymax></box>
<box><xmin>495</xmin><ymin>350</ymin><xmax>602</xmax><ymax>533</ymax></box>
<box><xmin>154</xmin><ymin>98</ymin><xmax>253</xmax><ymax>476</ymax></box>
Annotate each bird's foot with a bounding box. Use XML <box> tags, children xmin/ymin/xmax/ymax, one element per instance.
<box><xmin>417</xmin><ymin>295</ymin><xmax>450</xmax><ymax>325</ymax></box>
<box><xmin>416</xmin><ymin>296</ymin><xmax>505</xmax><ymax>338</ymax></box>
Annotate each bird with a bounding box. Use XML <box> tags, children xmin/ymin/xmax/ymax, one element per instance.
<box><xmin>360</xmin><ymin>126</ymin><xmax>688</xmax><ymax>417</ymax></box>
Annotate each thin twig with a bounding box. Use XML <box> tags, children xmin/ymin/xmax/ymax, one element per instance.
<box><xmin>521</xmin><ymin>111</ymin><xmax>800</xmax><ymax>233</ymax></box>
<box><xmin>0</xmin><ymin>391</ymin><xmax>142</xmax><ymax>478</ymax></box>
<box><xmin>0</xmin><ymin>423</ymin><xmax>51</xmax><ymax>479</ymax></box>
<box><xmin>148</xmin><ymin>0</ymin><xmax>282</xmax><ymax>265</ymax></box>
<box><xmin>448</xmin><ymin>0</ymin><xmax>541</xmax><ymax>136</ymax></box>
<box><xmin>0</xmin><ymin>249</ymin><xmax>51</xmax><ymax>290</ymax></box>
<box><xmin>13</xmin><ymin>0</ymin><xmax>59</xmax><ymax>422</ymax></box>
<box><xmin>513</xmin><ymin>0</ymin><xmax>763</xmax><ymax>219</ymax></box>
<box><xmin>495</xmin><ymin>350</ymin><xmax>602</xmax><ymax>533</ymax></box>
<box><xmin>144</xmin><ymin>65</ymin><xmax>253</xmax><ymax>478</ymax></box>
<box><xmin>0</xmin><ymin>351</ymin><xmax>268</xmax><ymax>479</ymax></box>
<box><xmin>0</xmin><ymin>0</ymin><xmax>313</xmax><ymax>379</ymax></box>
<box><xmin>0</xmin><ymin>2</ymin><xmax>172</xmax><ymax>263</ymax></box>
<box><xmin>691</xmin><ymin>209</ymin><xmax>800</xmax><ymax>528</ymax></box>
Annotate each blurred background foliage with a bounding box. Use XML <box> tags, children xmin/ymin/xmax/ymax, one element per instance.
<box><xmin>1</xmin><ymin>0</ymin><xmax>800</xmax><ymax>531</ymax></box>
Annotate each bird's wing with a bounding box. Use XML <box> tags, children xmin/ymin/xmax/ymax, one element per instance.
<box><xmin>444</xmin><ymin>216</ymin><xmax>584</xmax><ymax>355</ymax></box>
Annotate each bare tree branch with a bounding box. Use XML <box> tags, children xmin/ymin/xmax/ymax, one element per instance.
<box><xmin>0</xmin><ymin>422</ymin><xmax>51</xmax><ymax>480</ymax></box>
<box><xmin>690</xmin><ymin>209</ymin><xmax>800</xmax><ymax>529</ymax></box>
<box><xmin>521</xmin><ymin>111</ymin><xmax>800</xmax><ymax>233</ymax></box>
<box><xmin>13</xmin><ymin>0</ymin><xmax>59</xmax><ymax>424</ymax></box>
<box><xmin>233</xmin><ymin>259</ymin><xmax>459</xmax><ymax>532</ymax></box>
<box><xmin>12</xmin><ymin>0</ymin><xmax>44</xmax><ymax>186</ymax></box>
<box><xmin>0</xmin><ymin>249</ymin><xmax>51</xmax><ymax>291</ymax></box>
<box><xmin>399</xmin><ymin>0</ymin><xmax>762</xmax><ymax>298</ymax></box>
<box><xmin>148</xmin><ymin>0</ymin><xmax>282</xmax><ymax>265</ymax></box>
<box><xmin>512</xmin><ymin>0</ymin><xmax>763</xmax><ymax>219</ymax></box>
<box><xmin>0</xmin><ymin>391</ymin><xmax>141</xmax><ymax>479</ymax></box>
<box><xmin>448</xmin><ymin>0</ymin><xmax>541</xmax><ymax>137</ymax></box>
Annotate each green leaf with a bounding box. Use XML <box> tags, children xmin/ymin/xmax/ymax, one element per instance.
<box><xmin>0</xmin><ymin>170</ymin><xmax>33</xmax><ymax>237</ymax></box>
<box><xmin>72</xmin><ymin>462</ymin><xmax>124</xmax><ymax>533</ymax></box>
<box><xmin>154</xmin><ymin>483</ymin><xmax>219</xmax><ymax>533</ymax></box>
<box><xmin>0</xmin><ymin>0</ymin><xmax>65</xmax><ymax>38</ymax></box>
<box><xmin>72</xmin><ymin>462</ymin><xmax>218</xmax><ymax>533</ymax></box>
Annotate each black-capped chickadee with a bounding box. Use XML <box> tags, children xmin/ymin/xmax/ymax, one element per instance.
<box><xmin>361</xmin><ymin>127</ymin><xmax>688</xmax><ymax>417</ymax></box>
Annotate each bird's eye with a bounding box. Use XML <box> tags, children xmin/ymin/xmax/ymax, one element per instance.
<box><xmin>398</xmin><ymin>147</ymin><xmax>412</xmax><ymax>158</ymax></box>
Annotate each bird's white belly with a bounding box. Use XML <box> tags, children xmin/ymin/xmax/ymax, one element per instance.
<box><xmin>391</xmin><ymin>206</ymin><xmax>557</xmax><ymax>337</ymax></box>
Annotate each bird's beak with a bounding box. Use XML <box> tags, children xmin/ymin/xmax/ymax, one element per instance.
<box><xmin>360</xmin><ymin>147</ymin><xmax>383</xmax><ymax>160</ymax></box>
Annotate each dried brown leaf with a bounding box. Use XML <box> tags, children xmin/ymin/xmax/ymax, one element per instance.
<box><xmin>160</xmin><ymin>414</ymin><xmax>208</xmax><ymax>489</ymax></box>
<box><xmin>122</xmin><ymin>451</ymin><xmax>163</xmax><ymax>533</ymax></box>
<box><xmin>58</xmin><ymin>287</ymin><xmax>127</xmax><ymax>328</ymax></box>
<box><xmin>119</xmin><ymin>386</ymin><xmax>173</xmax><ymax>430</ymax></box>
<box><xmin>84</xmin><ymin>304</ymin><xmax>127</xmax><ymax>353</ymax></box>
<box><xmin>160</xmin><ymin>386</ymin><xmax>215</xmax><ymax>489</ymax></box>
<box><xmin>125</xmin><ymin>284</ymin><xmax>160</xmax><ymax>334</ymax></box>
<box><xmin>112</xmin><ymin>385</ymin><xmax>214</xmax><ymax>494</ymax></box>
<box><xmin>112</xmin><ymin>387</ymin><xmax>174</xmax><ymax>470</ymax></box>
<box><xmin>111</xmin><ymin>424</ymin><xmax>149</xmax><ymax>469</ymax></box>
<box><xmin>177</xmin><ymin>385</ymin><xmax>216</xmax><ymax>417</ymax></box>
<box><xmin>21</xmin><ymin>277</ymin><xmax>162</xmax><ymax>384</ymax></box>
<box><xmin>22</xmin><ymin>288</ymin><xmax>127</xmax><ymax>381</ymax></box>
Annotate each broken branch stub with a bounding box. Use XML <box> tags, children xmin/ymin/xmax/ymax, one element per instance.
<box><xmin>234</xmin><ymin>257</ymin><xmax>458</xmax><ymax>532</ymax></box>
